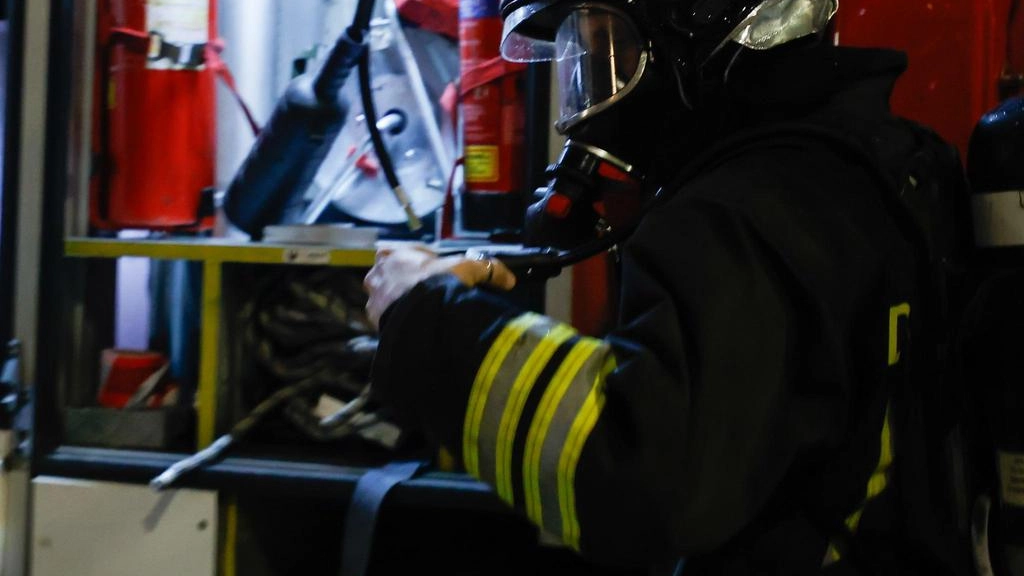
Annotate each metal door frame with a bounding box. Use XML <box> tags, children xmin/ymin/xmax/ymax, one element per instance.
<box><xmin>3</xmin><ymin>0</ymin><xmax>58</xmax><ymax>574</ymax></box>
<box><xmin>0</xmin><ymin>0</ymin><xmax>23</xmax><ymax>347</ymax></box>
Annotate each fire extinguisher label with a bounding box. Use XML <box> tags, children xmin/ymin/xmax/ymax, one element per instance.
<box><xmin>465</xmin><ymin>145</ymin><xmax>499</xmax><ymax>183</ymax></box>
<box><xmin>146</xmin><ymin>0</ymin><xmax>208</xmax><ymax>70</ymax></box>
<box><xmin>999</xmin><ymin>451</ymin><xmax>1024</xmax><ymax>507</ymax></box>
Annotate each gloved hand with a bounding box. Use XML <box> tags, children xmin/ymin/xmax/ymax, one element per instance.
<box><xmin>363</xmin><ymin>245</ymin><xmax>516</xmax><ymax>329</ymax></box>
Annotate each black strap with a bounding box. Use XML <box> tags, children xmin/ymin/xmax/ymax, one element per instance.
<box><xmin>339</xmin><ymin>460</ymin><xmax>427</xmax><ymax>576</ymax></box>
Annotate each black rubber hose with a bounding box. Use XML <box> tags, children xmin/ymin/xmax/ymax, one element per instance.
<box><xmin>357</xmin><ymin>48</ymin><xmax>422</xmax><ymax>230</ymax></box>
<box><xmin>350</xmin><ymin>0</ymin><xmax>378</xmax><ymax>41</ymax></box>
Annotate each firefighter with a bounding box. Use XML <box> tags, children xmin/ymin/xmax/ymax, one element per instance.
<box><xmin>364</xmin><ymin>0</ymin><xmax>962</xmax><ymax>572</ymax></box>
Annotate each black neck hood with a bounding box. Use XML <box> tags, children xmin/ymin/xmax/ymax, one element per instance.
<box><xmin>645</xmin><ymin>42</ymin><xmax>909</xmax><ymax>187</ymax></box>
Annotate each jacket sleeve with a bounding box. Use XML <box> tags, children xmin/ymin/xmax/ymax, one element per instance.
<box><xmin>370</xmin><ymin>193</ymin><xmax>846</xmax><ymax>566</ymax></box>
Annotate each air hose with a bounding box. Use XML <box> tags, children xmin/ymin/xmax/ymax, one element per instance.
<box><xmin>358</xmin><ymin>49</ymin><xmax>422</xmax><ymax>230</ymax></box>
<box><xmin>150</xmin><ymin>381</ymin><xmax>375</xmax><ymax>491</ymax></box>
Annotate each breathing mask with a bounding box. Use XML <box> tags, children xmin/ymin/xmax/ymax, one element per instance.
<box><xmin>503</xmin><ymin>3</ymin><xmax>660</xmax><ymax>249</ymax></box>
<box><xmin>498</xmin><ymin>0</ymin><xmax>839</xmax><ymax>252</ymax></box>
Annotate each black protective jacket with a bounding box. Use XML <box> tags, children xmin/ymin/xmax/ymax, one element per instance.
<box><xmin>371</xmin><ymin>45</ymin><xmax>956</xmax><ymax>575</ymax></box>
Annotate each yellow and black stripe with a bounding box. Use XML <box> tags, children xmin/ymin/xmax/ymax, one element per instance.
<box><xmin>462</xmin><ymin>312</ymin><xmax>615</xmax><ymax>550</ymax></box>
<box><xmin>823</xmin><ymin>302</ymin><xmax>907</xmax><ymax>566</ymax></box>
<box><xmin>822</xmin><ymin>404</ymin><xmax>894</xmax><ymax>565</ymax></box>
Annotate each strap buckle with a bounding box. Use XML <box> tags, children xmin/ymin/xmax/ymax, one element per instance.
<box><xmin>147</xmin><ymin>31</ymin><xmax>206</xmax><ymax>69</ymax></box>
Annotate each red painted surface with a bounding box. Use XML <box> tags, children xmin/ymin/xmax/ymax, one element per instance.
<box><xmin>1009</xmin><ymin>0</ymin><xmax>1024</xmax><ymax>81</ymax></box>
<box><xmin>91</xmin><ymin>0</ymin><xmax>217</xmax><ymax>229</ymax></box>
<box><xmin>96</xmin><ymin>349</ymin><xmax>166</xmax><ymax>409</ymax></box>
<box><xmin>572</xmin><ymin>253</ymin><xmax>617</xmax><ymax>337</ymax></box>
<box><xmin>398</xmin><ymin>0</ymin><xmax>460</xmax><ymax>40</ymax></box>
<box><xmin>834</xmin><ymin>0</ymin><xmax>1013</xmax><ymax>158</ymax></box>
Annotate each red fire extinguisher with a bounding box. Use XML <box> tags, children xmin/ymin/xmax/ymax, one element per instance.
<box><xmin>457</xmin><ymin>0</ymin><xmax>527</xmax><ymax>233</ymax></box>
<box><xmin>91</xmin><ymin>0</ymin><xmax>227</xmax><ymax>231</ymax></box>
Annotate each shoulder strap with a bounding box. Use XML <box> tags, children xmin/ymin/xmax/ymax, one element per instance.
<box><xmin>339</xmin><ymin>460</ymin><xmax>428</xmax><ymax>576</ymax></box>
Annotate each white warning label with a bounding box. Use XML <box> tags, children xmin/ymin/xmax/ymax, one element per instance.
<box><xmin>282</xmin><ymin>248</ymin><xmax>331</xmax><ymax>266</ymax></box>
<box><xmin>146</xmin><ymin>0</ymin><xmax>208</xmax><ymax>70</ymax></box>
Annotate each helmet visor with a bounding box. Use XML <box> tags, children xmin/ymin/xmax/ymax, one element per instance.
<box><xmin>500</xmin><ymin>0</ymin><xmax>569</xmax><ymax>62</ymax></box>
<box><xmin>553</xmin><ymin>8</ymin><xmax>645</xmax><ymax>129</ymax></box>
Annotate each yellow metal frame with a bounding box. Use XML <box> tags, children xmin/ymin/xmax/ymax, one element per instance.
<box><xmin>199</xmin><ymin>260</ymin><xmax>222</xmax><ymax>447</ymax></box>
<box><xmin>65</xmin><ymin>237</ymin><xmax>376</xmax><ymax>447</ymax></box>
<box><xmin>66</xmin><ymin>237</ymin><xmax>379</xmax><ymax>575</ymax></box>
<box><xmin>219</xmin><ymin>497</ymin><xmax>239</xmax><ymax>576</ymax></box>
<box><xmin>65</xmin><ymin>237</ymin><xmax>377</xmax><ymax>267</ymax></box>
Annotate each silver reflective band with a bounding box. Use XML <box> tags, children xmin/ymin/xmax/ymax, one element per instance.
<box><xmin>717</xmin><ymin>0</ymin><xmax>838</xmax><ymax>56</ymax></box>
<box><xmin>971</xmin><ymin>190</ymin><xmax>1024</xmax><ymax>247</ymax></box>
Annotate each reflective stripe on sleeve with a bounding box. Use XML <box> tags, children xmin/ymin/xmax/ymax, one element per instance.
<box><xmin>463</xmin><ymin>313</ymin><xmax>544</xmax><ymax>479</ymax></box>
<box><xmin>463</xmin><ymin>312</ymin><xmax>617</xmax><ymax>551</ymax></box>
<box><xmin>558</xmin><ymin>354</ymin><xmax>616</xmax><ymax>549</ymax></box>
<box><xmin>522</xmin><ymin>337</ymin><xmax>615</xmax><ymax>549</ymax></box>
<box><xmin>493</xmin><ymin>323</ymin><xmax>577</xmax><ymax>503</ymax></box>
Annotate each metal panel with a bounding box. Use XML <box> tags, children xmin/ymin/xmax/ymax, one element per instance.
<box><xmin>834</xmin><ymin>0</ymin><xmax>1011</xmax><ymax>157</ymax></box>
<box><xmin>5</xmin><ymin>1</ymin><xmax>56</xmax><ymax>573</ymax></box>
<box><xmin>13</xmin><ymin>0</ymin><xmax>49</xmax><ymax>394</ymax></box>
<box><xmin>31</xmin><ymin>476</ymin><xmax>217</xmax><ymax>576</ymax></box>
<box><xmin>215</xmin><ymin>0</ymin><xmax>329</xmax><ymax>190</ymax></box>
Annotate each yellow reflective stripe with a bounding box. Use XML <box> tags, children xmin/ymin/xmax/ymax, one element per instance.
<box><xmin>888</xmin><ymin>303</ymin><xmax>910</xmax><ymax>366</ymax></box>
<box><xmin>558</xmin><ymin>355</ymin><xmax>616</xmax><ymax>550</ymax></box>
<box><xmin>823</xmin><ymin>543</ymin><xmax>841</xmax><ymax>566</ymax></box>
<box><xmin>844</xmin><ymin>508</ymin><xmax>864</xmax><ymax>532</ymax></box>
<box><xmin>830</xmin><ymin>404</ymin><xmax>894</xmax><ymax>562</ymax></box>
<box><xmin>878</xmin><ymin>407</ymin><xmax>893</xmax><ymax>469</ymax></box>
<box><xmin>866</xmin><ymin>470</ymin><xmax>888</xmax><ymax>500</ymax></box>
<box><xmin>866</xmin><ymin>407</ymin><xmax>893</xmax><ymax>499</ymax></box>
<box><xmin>436</xmin><ymin>446</ymin><xmax>456</xmax><ymax>472</ymax></box>
<box><xmin>463</xmin><ymin>313</ymin><xmax>541</xmax><ymax>478</ymax></box>
<box><xmin>494</xmin><ymin>323</ymin><xmax>576</xmax><ymax>504</ymax></box>
<box><xmin>522</xmin><ymin>338</ymin><xmax>601</xmax><ymax>526</ymax></box>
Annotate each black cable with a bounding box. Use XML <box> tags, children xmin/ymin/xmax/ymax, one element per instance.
<box><xmin>352</xmin><ymin>0</ymin><xmax>421</xmax><ymax>230</ymax></box>
<box><xmin>356</xmin><ymin>50</ymin><xmax>398</xmax><ymax>193</ymax></box>
<box><xmin>349</xmin><ymin>0</ymin><xmax>378</xmax><ymax>42</ymax></box>
<box><xmin>357</xmin><ymin>47</ymin><xmax>422</xmax><ymax>230</ymax></box>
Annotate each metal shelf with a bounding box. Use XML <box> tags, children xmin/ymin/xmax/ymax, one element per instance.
<box><xmin>62</xmin><ymin>237</ymin><xmax>377</xmax><ymax>450</ymax></box>
<box><xmin>37</xmin><ymin>446</ymin><xmax>506</xmax><ymax>512</ymax></box>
